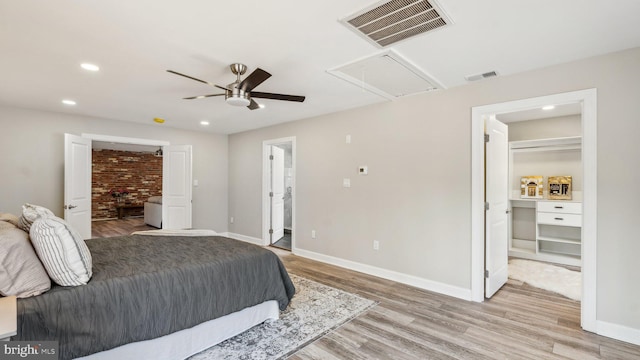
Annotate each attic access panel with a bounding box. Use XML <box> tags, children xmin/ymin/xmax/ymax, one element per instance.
<box><xmin>341</xmin><ymin>0</ymin><xmax>452</xmax><ymax>48</ymax></box>
<box><xmin>328</xmin><ymin>50</ymin><xmax>443</xmax><ymax>99</ymax></box>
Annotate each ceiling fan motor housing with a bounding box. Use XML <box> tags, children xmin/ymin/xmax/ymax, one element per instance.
<box><xmin>225</xmin><ymin>85</ymin><xmax>250</xmax><ymax>106</ymax></box>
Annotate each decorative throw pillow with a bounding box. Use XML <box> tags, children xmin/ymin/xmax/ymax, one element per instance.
<box><xmin>29</xmin><ymin>216</ymin><xmax>92</xmax><ymax>286</ymax></box>
<box><xmin>0</xmin><ymin>221</ymin><xmax>16</xmax><ymax>231</ymax></box>
<box><xmin>0</xmin><ymin>226</ymin><xmax>51</xmax><ymax>297</ymax></box>
<box><xmin>18</xmin><ymin>203</ymin><xmax>55</xmax><ymax>232</ymax></box>
<box><xmin>0</xmin><ymin>212</ymin><xmax>20</xmax><ymax>227</ymax></box>
<box><xmin>147</xmin><ymin>196</ymin><xmax>163</xmax><ymax>204</ymax></box>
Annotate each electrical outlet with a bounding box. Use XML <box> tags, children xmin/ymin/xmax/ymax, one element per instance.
<box><xmin>373</xmin><ymin>240</ymin><xmax>379</xmax><ymax>250</ymax></box>
<box><xmin>230</xmin><ymin>217</ymin><xmax>234</xmax><ymax>224</ymax></box>
<box><xmin>311</xmin><ymin>230</ymin><xmax>316</xmax><ymax>239</ymax></box>
<box><xmin>343</xmin><ymin>178</ymin><xmax>351</xmax><ymax>188</ymax></box>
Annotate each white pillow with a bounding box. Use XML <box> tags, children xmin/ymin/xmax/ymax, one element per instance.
<box><xmin>18</xmin><ymin>203</ymin><xmax>54</xmax><ymax>232</ymax></box>
<box><xmin>0</xmin><ymin>226</ymin><xmax>51</xmax><ymax>297</ymax></box>
<box><xmin>29</xmin><ymin>216</ymin><xmax>92</xmax><ymax>286</ymax></box>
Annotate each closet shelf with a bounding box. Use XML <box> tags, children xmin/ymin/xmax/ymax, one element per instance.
<box><xmin>509</xmin><ymin>136</ymin><xmax>582</xmax><ymax>151</ymax></box>
<box><xmin>537</xmin><ymin>236</ymin><xmax>581</xmax><ymax>245</ymax></box>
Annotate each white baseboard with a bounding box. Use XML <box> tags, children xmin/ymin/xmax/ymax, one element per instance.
<box><xmin>597</xmin><ymin>320</ymin><xmax>640</xmax><ymax>346</ymax></box>
<box><xmin>293</xmin><ymin>248</ymin><xmax>472</xmax><ymax>301</ymax></box>
<box><xmin>221</xmin><ymin>232</ymin><xmax>266</xmax><ymax>246</ymax></box>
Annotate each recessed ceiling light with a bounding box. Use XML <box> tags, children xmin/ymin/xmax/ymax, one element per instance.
<box><xmin>200</xmin><ymin>121</ymin><xmax>210</xmax><ymax>126</ymax></box>
<box><xmin>542</xmin><ymin>105</ymin><xmax>555</xmax><ymax>110</ymax></box>
<box><xmin>258</xmin><ymin>104</ymin><xmax>265</xmax><ymax>109</ymax></box>
<box><xmin>62</xmin><ymin>99</ymin><xmax>76</xmax><ymax>105</ymax></box>
<box><xmin>81</xmin><ymin>63</ymin><xmax>100</xmax><ymax>72</ymax></box>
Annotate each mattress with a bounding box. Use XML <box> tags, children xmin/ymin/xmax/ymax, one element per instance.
<box><xmin>14</xmin><ymin>235</ymin><xmax>295</xmax><ymax>360</ymax></box>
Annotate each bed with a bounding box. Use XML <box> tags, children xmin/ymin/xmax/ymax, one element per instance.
<box><xmin>13</xmin><ymin>233</ymin><xmax>296</xmax><ymax>360</ymax></box>
<box><xmin>144</xmin><ymin>196</ymin><xmax>162</xmax><ymax>228</ymax></box>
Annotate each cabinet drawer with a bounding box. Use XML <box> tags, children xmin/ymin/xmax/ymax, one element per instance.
<box><xmin>537</xmin><ymin>212</ymin><xmax>582</xmax><ymax>227</ymax></box>
<box><xmin>537</xmin><ymin>201</ymin><xmax>582</xmax><ymax>214</ymax></box>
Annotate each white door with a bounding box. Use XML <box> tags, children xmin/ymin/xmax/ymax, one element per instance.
<box><xmin>270</xmin><ymin>146</ymin><xmax>285</xmax><ymax>242</ymax></box>
<box><xmin>162</xmin><ymin>145</ymin><xmax>192</xmax><ymax>229</ymax></box>
<box><xmin>485</xmin><ymin>116</ymin><xmax>509</xmax><ymax>298</ymax></box>
<box><xmin>64</xmin><ymin>134</ymin><xmax>92</xmax><ymax>239</ymax></box>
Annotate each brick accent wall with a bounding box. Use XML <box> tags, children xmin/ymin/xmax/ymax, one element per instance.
<box><xmin>92</xmin><ymin>149</ymin><xmax>163</xmax><ymax>220</ymax></box>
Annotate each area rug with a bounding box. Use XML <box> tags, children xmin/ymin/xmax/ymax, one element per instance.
<box><xmin>189</xmin><ymin>274</ymin><xmax>376</xmax><ymax>359</ymax></box>
<box><xmin>508</xmin><ymin>259</ymin><xmax>581</xmax><ymax>301</ymax></box>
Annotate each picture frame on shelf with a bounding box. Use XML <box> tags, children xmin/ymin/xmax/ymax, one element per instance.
<box><xmin>548</xmin><ymin>176</ymin><xmax>572</xmax><ymax>200</ymax></box>
<box><xmin>520</xmin><ymin>176</ymin><xmax>544</xmax><ymax>199</ymax></box>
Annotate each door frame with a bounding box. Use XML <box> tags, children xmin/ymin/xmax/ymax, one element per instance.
<box><xmin>470</xmin><ymin>89</ymin><xmax>597</xmax><ymax>332</ymax></box>
<box><xmin>262</xmin><ymin>136</ymin><xmax>296</xmax><ymax>249</ymax></box>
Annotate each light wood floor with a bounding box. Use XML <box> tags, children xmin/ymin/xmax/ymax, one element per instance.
<box><xmin>91</xmin><ymin>217</ymin><xmax>156</xmax><ymax>238</ymax></box>
<box><xmin>90</xmin><ymin>222</ymin><xmax>640</xmax><ymax>359</ymax></box>
<box><xmin>272</xmin><ymin>248</ymin><xmax>640</xmax><ymax>360</ymax></box>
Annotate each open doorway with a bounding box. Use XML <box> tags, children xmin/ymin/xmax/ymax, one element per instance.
<box><xmin>90</xmin><ymin>141</ymin><xmax>163</xmax><ymax>237</ymax></box>
<box><xmin>471</xmin><ymin>89</ymin><xmax>597</xmax><ymax>332</ymax></box>
<box><xmin>64</xmin><ymin>133</ymin><xmax>192</xmax><ymax>239</ymax></box>
<box><xmin>262</xmin><ymin>137</ymin><xmax>295</xmax><ymax>251</ymax></box>
<box><xmin>491</xmin><ymin>105</ymin><xmax>583</xmax><ymax>302</ymax></box>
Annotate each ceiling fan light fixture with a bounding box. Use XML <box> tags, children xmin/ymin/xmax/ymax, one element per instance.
<box><xmin>226</xmin><ymin>96</ymin><xmax>250</xmax><ymax>107</ymax></box>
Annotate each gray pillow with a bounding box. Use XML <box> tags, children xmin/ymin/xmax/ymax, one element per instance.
<box><xmin>147</xmin><ymin>196</ymin><xmax>163</xmax><ymax>204</ymax></box>
<box><xmin>29</xmin><ymin>216</ymin><xmax>92</xmax><ymax>286</ymax></box>
<box><xmin>0</xmin><ymin>226</ymin><xmax>51</xmax><ymax>297</ymax></box>
<box><xmin>18</xmin><ymin>203</ymin><xmax>54</xmax><ymax>232</ymax></box>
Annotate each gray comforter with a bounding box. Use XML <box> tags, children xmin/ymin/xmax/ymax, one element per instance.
<box><xmin>14</xmin><ymin>235</ymin><xmax>295</xmax><ymax>360</ymax></box>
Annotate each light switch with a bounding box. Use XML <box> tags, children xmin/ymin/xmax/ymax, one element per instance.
<box><xmin>343</xmin><ymin>178</ymin><xmax>351</xmax><ymax>188</ymax></box>
<box><xmin>346</xmin><ymin>135</ymin><xmax>351</xmax><ymax>144</ymax></box>
<box><xmin>193</xmin><ymin>179</ymin><xmax>199</xmax><ymax>186</ymax></box>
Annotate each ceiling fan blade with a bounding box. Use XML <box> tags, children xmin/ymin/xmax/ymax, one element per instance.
<box><xmin>251</xmin><ymin>91</ymin><xmax>305</xmax><ymax>102</ymax></box>
<box><xmin>167</xmin><ymin>70</ymin><xmax>230</xmax><ymax>91</ymax></box>
<box><xmin>238</xmin><ymin>68</ymin><xmax>271</xmax><ymax>92</ymax></box>
<box><xmin>183</xmin><ymin>94</ymin><xmax>225</xmax><ymax>100</ymax></box>
<box><xmin>247</xmin><ymin>99</ymin><xmax>261</xmax><ymax>110</ymax></box>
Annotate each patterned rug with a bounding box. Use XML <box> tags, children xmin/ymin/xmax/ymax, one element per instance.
<box><xmin>189</xmin><ymin>274</ymin><xmax>376</xmax><ymax>359</ymax></box>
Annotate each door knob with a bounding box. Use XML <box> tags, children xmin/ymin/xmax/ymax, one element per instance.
<box><xmin>65</xmin><ymin>205</ymin><xmax>77</xmax><ymax>209</ymax></box>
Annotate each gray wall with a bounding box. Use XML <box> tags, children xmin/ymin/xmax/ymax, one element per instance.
<box><xmin>0</xmin><ymin>106</ymin><xmax>229</xmax><ymax>232</ymax></box>
<box><xmin>228</xmin><ymin>47</ymin><xmax>640</xmax><ymax>331</ymax></box>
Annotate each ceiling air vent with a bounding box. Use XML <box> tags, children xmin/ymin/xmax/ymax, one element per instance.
<box><xmin>464</xmin><ymin>71</ymin><xmax>498</xmax><ymax>82</ymax></box>
<box><xmin>327</xmin><ymin>50</ymin><xmax>443</xmax><ymax>100</ymax></box>
<box><xmin>341</xmin><ymin>0</ymin><xmax>452</xmax><ymax>48</ymax></box>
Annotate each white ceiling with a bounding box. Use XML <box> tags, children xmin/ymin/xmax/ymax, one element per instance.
<box><xmin>1</xmin><ymin>1</ymin><xmax>639</xmax><ymax>134</ymax></box>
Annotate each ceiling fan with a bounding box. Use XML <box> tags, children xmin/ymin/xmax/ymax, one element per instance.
<box><xmin>167</xmin><ymin>63</ymin><xmax>305</xmax><ymax>110</ymax></box>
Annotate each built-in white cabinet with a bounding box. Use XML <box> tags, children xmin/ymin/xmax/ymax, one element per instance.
<box><xmin>508</xmin><ymin>136</ymin><xmax>582</xmax><ymax>267</ymax></box>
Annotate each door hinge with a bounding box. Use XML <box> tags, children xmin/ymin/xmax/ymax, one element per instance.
<box><xmin>269</xmin><ymin>192</ymin><xmax>273</xmax><ymax>197</ymax></box>
<box><xmin>484</xmin><ymin>134</ymin><xmax>490</xmax><ymax>143</ymax></box>
<box><xmin>485</xmin><ymin>270</ymin><xmax>489</xmax><ymax>278</ymax></box>
<box><xmin>485</xmin><ymin>202</ymin><xmax>490</xmax><ymax>211</ymax></box>
<box><xmin>269</xmin><ymin>155</ymin><xmax>274</xmax><ymax>160</ymax></box>
<box><xmin>269</xmin><ymin>229</ymin><xmax>273</xmax><ymax>235</ymax></box>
